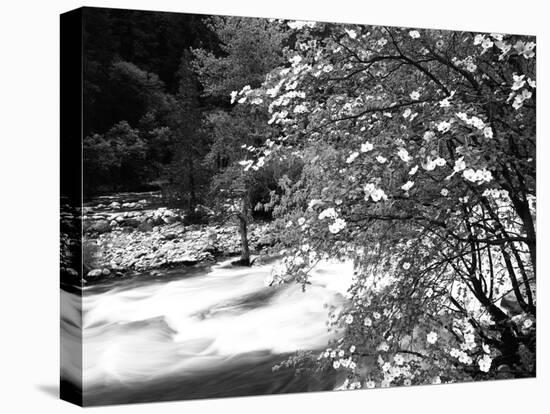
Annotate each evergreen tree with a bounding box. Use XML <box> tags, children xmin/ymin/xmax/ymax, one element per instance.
<box><xmin>164</xmin><ymin>51</ymin><xmax>212</xmax><ymax>213</ymax></box>
<box><xmin>192</xmin><ymin>16</ymin><xmax>290</xmax><ymax>265</ymax></box>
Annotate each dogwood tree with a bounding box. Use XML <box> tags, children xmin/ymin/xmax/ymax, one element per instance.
<box><xmin>238</xmin><ymin>21</ymin><xmax>536</xmax><ymax>386</ymax></box>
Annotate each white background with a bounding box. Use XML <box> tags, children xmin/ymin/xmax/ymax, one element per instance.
<box><xmin>0</xmin><ymin>0</ymin><xmax>547</xmax><ymax>412</ymax></box>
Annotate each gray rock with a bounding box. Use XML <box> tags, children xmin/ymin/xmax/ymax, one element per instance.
<box><xmin>202</xmin><ymin>244</ymin><xmax>218</xmax><ymax>254</ymax></box>
<box><xmin>102</xmin><ymin>268</ymin><xmax>111</xmax><ymax>276</ymax></box>
<box><xmin>122</xmin><ymin>218</ymin><xmax>141</xmax><ymax>228</ymax></box>
<box><xmin>169</xmin><ymin>255</ymin><xmax>198</xmax><ymax>265</ymax></box>
<box><xmin>66</xmin><ymin>268</ymin><xmax>79</xmax><ymax>278</ymax></box>
<box><xmin>162</xmin><ymin>209</ymin><xmax>175</xmax><ymax>217</ymax></box>
<box><xmin>199</xmin><ymin>252</ymin><xmax>214</xmax><ymax>261</ymax></box>
<box><xmin>150</xmin><ymin>216</ymin><xmax>165</xmax><ymax>226</ymax></box>
<box><xmin>87</xmin><ymin>269</ymin><xmax>103</xmax><ymax>278</ymax></box>
<box><xmin>138</xmin><ymin>221</ymin><xmax>154</xmax><ymax>232</ymax></box>
<box><xmin>195</xmin><ymin>204</ymin><xmax>214</xmax><ymax>216</ymax></box>
<box><xmin>89</xmin><ymin>220</ymin><xmax>110</xmax><ymax>234</ymax></box>
<box><xmin>162</xmin><ymin>232</ymin><xmax>178</xmax><ymax>241</ymax></box>
<box><xmin>163</xmin><ymin>215</ymin><xmax>180</xmax><ymax>224</ymax></box>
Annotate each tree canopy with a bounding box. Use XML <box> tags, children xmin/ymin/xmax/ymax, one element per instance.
<box><xmin>237</xmin><ymin>22</ymin><xmax>536</xmax><ymax>386</ymax></box>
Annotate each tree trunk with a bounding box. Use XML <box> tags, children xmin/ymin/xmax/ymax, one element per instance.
<box><xmin>237</xmin><ymin>194</ymin><xmax>251</xmax><ymax>266</ymax></box>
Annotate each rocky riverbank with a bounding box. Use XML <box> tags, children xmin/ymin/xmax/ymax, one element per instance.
<box><xmin>68</xmin><ymin>194</ymin><xmax>275</xmax><ymax>283</ymax></box>
<box><xmin>84</xmin><ymin>220</ymin><xmax>273</xmax><ymax>278</ymax></box>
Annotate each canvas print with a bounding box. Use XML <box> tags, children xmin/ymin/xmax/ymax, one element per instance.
<box><xmin>60</xmin><ymin>7</ymin><xmax>536</xmax><ymax>406</ymax></box>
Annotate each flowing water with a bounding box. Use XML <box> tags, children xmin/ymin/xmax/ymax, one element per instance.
<box><xmin>61</xmin><ymin>258</ymin><xmax>354</xmax><ymax>405</ymax></box>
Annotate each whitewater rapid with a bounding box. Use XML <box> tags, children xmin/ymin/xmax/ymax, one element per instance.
<box><xmin>61</xmin><ymin>258</ymin><xmax>354</xmax><ymax>402</ymax></box>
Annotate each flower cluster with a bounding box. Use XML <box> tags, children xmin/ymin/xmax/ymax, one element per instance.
<box><xmin>401</xmin><ymin>180</ymin><xmax>414</xmax><ymax>192</ymax></box>
<box><xmin>318</xmin><ymin>207</ymin><xmax>347</xmax><ymax>234</ymax></box>
<box><xmin>329</xmin><ymin>218</ymin><xmax>347</xmax><ymax>234</ymax></box>
<box><xmin>346</xmin><ymin>151</ymin><xmax>359</xmax><ymax>163</ymax></box>
<box><xmin>397</xmin><ymin>148</ymin><xmax>412</xmax><ymax>162</ymax></box>
<box><xmin>320</xmin><ymin>347</ymin><xmax>357</xmax><ymax>371</ymax></box>
<box><xmin>478</xmin><ymin>354</ymin><xmax>492</xmax><ymax>372</ymax></box>
<box><xmin>360</xmin><ymin>141</ymin><xmax>374</xmax><ymax>153</ymax></box>
<box><xmin>462</xmin><ymin>168</ymin><xmax>493</xmax><ymax>184</ymax></box>
<box><xmin>363</xmin><ymin>183</ymin><xmax>388</xmax><ymax>202</ymax></box>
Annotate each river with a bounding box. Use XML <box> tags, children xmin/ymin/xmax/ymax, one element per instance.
<box><xmin>61</xmin><ymin>258</ymin><xmax>354</xmax><ymax>405</ymax></box>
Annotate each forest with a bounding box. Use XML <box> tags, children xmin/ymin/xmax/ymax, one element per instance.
<box><xmin>74</xmin><ymin>7</ymin><xmax>536</xmax><ymax>396</ymax></box>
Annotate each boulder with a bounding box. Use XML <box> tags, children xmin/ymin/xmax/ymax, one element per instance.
<box><xmin>163</xmin><ymin>215</ymin><xmax>180</xmax><ymax>224</ymax></box>
<box><xmin>122</xmin><ymin>218</ymin><xmax>141</xmax><ymax>228</ymax></box>
<box><xmin>198</xmin><ymin>252</ymin><xmax>214</xmax><ymax>262</ymax></box>
<box><xmin>65</xmin><ymin>268</ymin><xmax>79</xmax><ymax>278</ymax></box>
<box><xmin>164</xmin><ymin>209</ymin><xmax>178</xmax><ymax>217</ymax></box>
<box><xmin>87</xmin><ymin>269</ymin><xmax>103</xmax><ymax>278</ymax></box>
<box><xmin>162</xmin><ymin>232</ymin><xmax>179</xmax><ymax>241</ymax></box>
<box><xmin>109</xmin><ymin>202</ymin><xmax>121</xmax><ymax>209</ymax></box>
<box><xmin>195</xmin><ymin>204</ymin><xmax>214</xmax><ymax>216</ymax></box>
<box><xmin>169</xmin><ymin>255</ymin><xmax>198</xmax><ymax>266</ymax></box>
<box><xmin>149</xmin><ymin>216</ymin><xmax>165</xmax><ymax>226</ymax></box>
<box><xmin>137</xmin><ymin>221</ymin><xmax>154</xmax><ymax>232</ymax></box>
<box><xmin>89</xmin><ymin>220</ymin><xmax>110</xmax><ymax>234</ymax></box>
<box><xmin>202</xmin><ymin>244</ymin><xmax>218</xmax><ymax>254</ymax></box>
<box><xmin>101</xmin><ymin>268</ymin><xmax>111</xmax><ymax>276</ymax></box>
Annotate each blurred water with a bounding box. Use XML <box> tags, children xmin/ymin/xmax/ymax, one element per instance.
<box><xmin>62</xmin><ymin>258</ymin><xmax>353</xmax><ymax>405</ymax></box>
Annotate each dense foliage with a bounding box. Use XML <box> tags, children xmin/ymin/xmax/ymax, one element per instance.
<box><xmin>83</xmin><ymin>8</ymin><xmax>217</xmax><ymax>195</ymax></box>
<box><xmin>191</xmin><ymin>16</ymin><xmax>300</xmax><ymax>262</ymax></box>
<box><xmin>237</xmin><ymin>22</ymin><xmax>536</xmax><ymax>386</ymax></box>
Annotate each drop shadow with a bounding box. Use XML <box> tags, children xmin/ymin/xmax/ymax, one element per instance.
<box><xmin>36</xmin><ymin>383</ymin><xmax>59</xmax><ymax>399</ymax></box>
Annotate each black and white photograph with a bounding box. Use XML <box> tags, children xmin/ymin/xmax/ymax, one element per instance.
<box><xmin>2</xmin><ymin>1</ymin><xmax>548</xmax><ymax>413</ymax></box>
<box><xmin>58</xmin><ymin>5</ymin><xmax>540</xmax><ymax>406</ymax></box>
<box><xmin>59</xmin><ymin>6</ymin><xmax>538</xmax><ymax>406</ymax></box>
